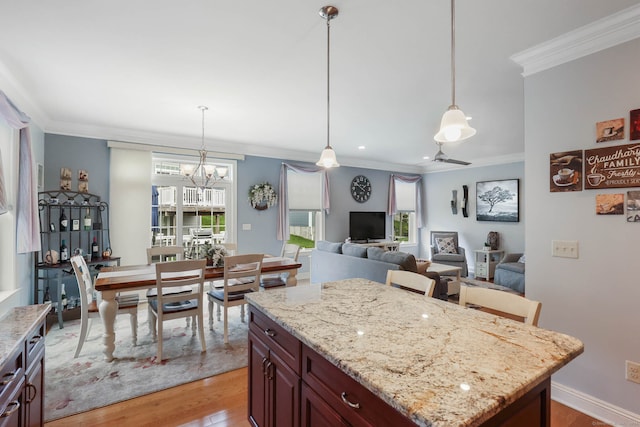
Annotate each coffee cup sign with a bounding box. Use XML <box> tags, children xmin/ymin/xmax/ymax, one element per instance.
<box><xmin>585</xmin><ymin>143</ymin><xmax>640</xmax><ymax>189</ymax></box>
<box><xmin>557</xmin><ymin>168</ymin><xmax>574</xmax><ymax>183</ymax></box>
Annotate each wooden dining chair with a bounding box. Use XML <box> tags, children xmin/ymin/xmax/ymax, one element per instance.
<box><xmin>146</xmin><ymin>245</ymin><xmax>194</xmax><ymax>333</ymax></box>
<box><xmin>260</xmin><ymin>243</ymin><xmax>301</xmax><ymax>289</ymax></box>
<box><xmin>458</xmin><ymin>285</ymin><xmax>542</xmax><ymax>326</ymax></box>
<box><xmin>207</xmin><ymin>254</ymin><xmax>263</xmax><ymax>343</ymax></box>
<box><xmin>150</xmin><ymin>259</ymin><xmax>207</xmax><ymax>361</ymax></box>
<box><xmin>70</xmin><ymin>255</ymin><xmax>139</xmax><ymax>358</ymax></box>
<box><xmin>385</xmin><ymin>270</ymin><xmax>436</xmax><ymax>297</ymax></box>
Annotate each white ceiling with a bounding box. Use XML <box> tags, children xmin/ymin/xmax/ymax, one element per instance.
<box><xmin>1</xmin><ymin>0</ymin><xmax>639</xmax><ymax>173</ymax></box>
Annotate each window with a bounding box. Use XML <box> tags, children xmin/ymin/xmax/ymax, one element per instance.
<box><xmin>393</xmin><ymin>181</ymin><xmax>417</xmax><ymax>243</ymax></box>
<box><xmin>287</xmin><ymin>171</ymin><xmax>323</xmax><ymax>248</ymax></box>
<box><xmin>151</xmin><ymin>154</ymin><xmax>235</xmax><ymax>258</ymax></box>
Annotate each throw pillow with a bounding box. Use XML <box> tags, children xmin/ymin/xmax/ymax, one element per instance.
<box><xmin>436</xmin><ymin>237</ymin><xmax>457</xmax><ymax>254</ymax></box>
<box><xmin>366</xmin><ymin>247</ymin><xmax>386</xmax><ymax>261</ymax></box>
<box><xmin>342</xmin><ymin>243</ymin><xmax>368</xmax><ymax>258</ymax></box>
<box><xmin>518</xmin><ymin>254</ymin><xmax>526</xmax><ymax>263</ymax></box>
<box><xmin>316</xmin><ymin>241</ymin><xmax>343</xmax><ymax>254</ymax></box>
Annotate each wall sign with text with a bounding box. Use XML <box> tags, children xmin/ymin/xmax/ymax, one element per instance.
<box><xmin>584</xmin><ymin>143</ymin><xmax>640</xmax><ymax>189</ymax></box>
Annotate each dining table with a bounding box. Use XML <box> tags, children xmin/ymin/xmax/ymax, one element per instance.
<box><xmin>94</xmin><ymin>256</ymin><xmax>302</xmax><ymax>361</ymax></box>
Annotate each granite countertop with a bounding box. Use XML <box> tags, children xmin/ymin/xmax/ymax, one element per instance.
<box><xmin>0</xmin><ymin>304</ymin><xmax>51</xmax><ymax>368</ymax></box>
<box><xmin>246</xmin><ymin>279</ymin><xmax>584</xmax><ymax>427</ymax></box>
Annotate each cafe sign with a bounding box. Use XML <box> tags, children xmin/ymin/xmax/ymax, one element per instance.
<box><xmin>584</xmin><ymin>143</ymin><xmax>640</xmax><ymax>189</ymax></box>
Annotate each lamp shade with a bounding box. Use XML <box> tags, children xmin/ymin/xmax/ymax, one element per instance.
<box><xmin>434</xmin><ymin>107</ymin><xmax>476</xmax><ymax>143</ymax></box>
<box><xmin>316</xmin><ymin>146</ymin><xmax>340</xmax><ymax>168</ymax></box>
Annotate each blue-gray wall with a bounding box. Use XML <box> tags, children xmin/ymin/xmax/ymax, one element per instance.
<box><xmin>44</xmin><ymin>136</ymin><xmax>523</xmax><ymax>266</ymax></box>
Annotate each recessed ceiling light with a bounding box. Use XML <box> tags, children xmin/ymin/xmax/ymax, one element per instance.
<box><xmin>423</xmin><ymin>156</ymin><xmax>430</xmax><ymax>160</ymax></box>
<box><xmin>358</xmin><ymin>145</ymin><xmax>365</xmax><ymax>150</ymax></box>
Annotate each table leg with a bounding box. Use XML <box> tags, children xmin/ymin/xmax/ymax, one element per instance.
<box><xmin>99</xmin><ymin>290</ymin><xmax>118</xmax><ymax>362</ymax></box>
<box><xmin>285</xmin><ymin>269</ymin><xmax>298</xmax><ymax>287</ymax></box>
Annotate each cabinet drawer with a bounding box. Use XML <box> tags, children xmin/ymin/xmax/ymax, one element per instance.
<box><xmin>25</xmin><ymin>322</ymin><xmax>45</xmax><ymax>369</ymax></box>
<box><xmin>301</xmin><ymin>345</ymin><xmax>414</xmax><ymax>427</ymax></box>
<box><xmin>249</xmin><ymin>308</ymin><xmax>301</xmax><ymax>374</ymax></box>
<box><xmin>0</xmin><ymin>348</ymin><xmax>24</xmax><ymax>410</ymax></box>
<box><xmin>476</xmin><ymin>264</ymin><xmax>487</xmax><ymax>275</ymax></box>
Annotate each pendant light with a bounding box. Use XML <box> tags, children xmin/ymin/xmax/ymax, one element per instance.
<box><xmin>180</xmin><ymin>106</ymin><xmax>228</xmax><ymax>190</ymax></box>
<box><xmin>434</xmin><ymin>0</ymin><xmax>476</xmax><ymax>143</ymax></box>
<box><xmin>316</xmin><ymin>5</ymin><xmax>340</xmax><ymax>168</ymax></box>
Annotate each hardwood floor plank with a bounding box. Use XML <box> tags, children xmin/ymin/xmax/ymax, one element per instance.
<box><xmin>45</xmin><ymin>365</ymin><xmax>608</xmax><ymax>426</ymax></box>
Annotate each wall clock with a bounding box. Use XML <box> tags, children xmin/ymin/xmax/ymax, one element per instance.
<box><xmin>351</xmin><ymin>175</ymin><xmax>371</xmax><ymax>203</ymax></box>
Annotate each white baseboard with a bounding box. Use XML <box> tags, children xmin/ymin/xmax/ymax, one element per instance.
<box><xmin>552</xmin><ymin>381</ymin><xmax>640</xmax><ymax>425</ymax></box>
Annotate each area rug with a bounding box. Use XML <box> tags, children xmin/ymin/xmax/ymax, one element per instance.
<box><xmin>44</xmin><ymin>305</ymin><xmax>249</xmax><ymax>422</ymax></box>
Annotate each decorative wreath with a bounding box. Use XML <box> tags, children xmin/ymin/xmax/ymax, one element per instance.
<box><xmin>249</xmin><ymin>182</ymin><xmax>277</xmax><ymax>210</ymax></box>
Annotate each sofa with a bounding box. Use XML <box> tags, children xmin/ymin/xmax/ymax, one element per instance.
<box><xmin>310</xmin><ymin>241</ymin><xmax>448</xmax><ymax>300</ymax></box>
<box><xmin>493</xmin><ymin>253</ymin><xmax>525</xmax><ymax>294</ymax></box>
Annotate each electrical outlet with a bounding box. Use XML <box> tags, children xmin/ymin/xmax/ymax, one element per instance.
<box><xmin>626</xmin><ymin>360</ymin><xmax>640</xmax><ymax>384</ymax></box>
<box><xmin>551</xmin><ymin>240</ymin><xmax>579</xmax><ymax>258</ymax></box>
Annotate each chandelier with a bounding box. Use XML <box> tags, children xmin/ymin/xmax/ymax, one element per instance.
<box><xmin>180</xmin><ymin>106</ymin><xmax>228</xmax><ymax>190</ymax></box>
<box><xmin>316</xmin><ymin>5</ymin><xmax>340</xmax><ymax>168</ymax></box>
<box><xmin>434</xmin><ymin>0</ymin><xmax>476</xmax><ymax>143</ymax></box>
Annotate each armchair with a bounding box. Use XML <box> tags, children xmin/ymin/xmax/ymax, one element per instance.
<box><xmin>494</xmin><ymin>253</ymin><xmax>525</xmax><ymax>294</ymax></box>
<box><xmin>429</xmin><ymin>231</ymin><xmax>468</xmax><ymax>277</ymax></box>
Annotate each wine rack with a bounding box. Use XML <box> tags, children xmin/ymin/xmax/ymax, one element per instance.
<box><xmin>34</xmin><ymin>190</ymin><xmax>120</xmax><ymax>328</ymax></box>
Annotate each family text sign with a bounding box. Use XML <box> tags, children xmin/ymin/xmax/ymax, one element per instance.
<box><xmin>584</xmin><ymin>143</ymin><xmax>640</xmax><ymax>189</ymax></box>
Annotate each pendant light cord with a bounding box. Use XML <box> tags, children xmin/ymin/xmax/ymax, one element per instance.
<box><xmin>326</xmin><ymin>16</ymin><xmax>331</xmax><ymax>149</ymax></box>
<box><xmin>450</xmin><ymin>0</ymin><xmax>456</xmax><ymax>107</ymax></box>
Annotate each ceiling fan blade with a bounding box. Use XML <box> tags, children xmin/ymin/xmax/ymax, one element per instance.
<box><xmin>444</xmin><ymin>158</ymin><xmax>471</xmax><ymax>166</ymax></box>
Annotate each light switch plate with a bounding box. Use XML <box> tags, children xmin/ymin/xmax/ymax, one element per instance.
<box><xmin>242</xmin><ymin>223</ymin><xmax>251</xmax><ymax>231</ymax></box>
<box><xmin>552</xmin><ymin>240</ymin><xmax>578</xmax><ymax>258</ymax></box>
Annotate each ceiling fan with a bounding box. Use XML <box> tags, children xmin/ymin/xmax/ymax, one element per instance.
<box><xmin>432</xmin><ymin>142</ymin><xmax>471</xmax><ymax>166</ymax></box>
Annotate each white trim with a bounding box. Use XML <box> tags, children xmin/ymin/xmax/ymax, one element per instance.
<box><xmin>511</xmin><ymin>4</ymin><xmax>640</xmax><ymax>76</ymax></box>
<box><xmin>551</xmin><ymin>381</ymin><xmax>640</xmax><ymax>426</ymax></box>
<box><xmin>107</xmin><ymin>140</ymin><xmax>245</xmax><ymax>161</ymax></box>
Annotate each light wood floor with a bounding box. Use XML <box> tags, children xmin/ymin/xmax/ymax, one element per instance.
<box><xmin>44</xmin><ymin>367</ymin><xmax>609</xmax><ymax>427</ymax></box>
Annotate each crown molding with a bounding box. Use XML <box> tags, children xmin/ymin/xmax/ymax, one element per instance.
<box><xmin>0</xmin><ymin>60</ymin><xmax>49</xmax><ymax>128</ymax></box>
<box><xmin>511</xmin><ymin>4</ymin><xmax>640</xmax><ymax>77</ymax></box>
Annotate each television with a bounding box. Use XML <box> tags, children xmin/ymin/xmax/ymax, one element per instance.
<box><xmin>349</xmin><ymin>211</ymin><xmax>386</xmax><ymax>242</ymax></box>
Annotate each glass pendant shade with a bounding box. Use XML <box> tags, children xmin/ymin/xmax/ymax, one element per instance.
<box><xmin>434</xmin><ymin>107</ymin><xmax>476</xmax><ymax>143</ymax></box>
<box><xmin>316</xmin><ymin>146</ymin><xmax>339</xmax><ymax>168</ymax></box>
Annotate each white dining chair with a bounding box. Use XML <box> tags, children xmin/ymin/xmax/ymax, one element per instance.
<box><xmin>458</xmin><ymin>285</ymin><xmax>541</xmax><ymax>326</ymax></box>
<box><xmin>207</xmin><ymin>254</ymin><xmax>263</xmax><ymax>343</ymax></box>
<box><xmin>150</xmin><ymin>259</ymin><xmax>207</xmax><ymax>361</ymax></box>
<box><xmin>385</xmin><ymin>270</ymin><xmax>436</xmax><ymax>297</ymax></box>
<box><xmin>146</xmin><ymin>245</ymin><xmax>194</xmax><ymax>333</ymax></box>
<box><xmin>70</xmin><ymin>255</ymin><xmax>139</xmax><ymax>358</ymax></box>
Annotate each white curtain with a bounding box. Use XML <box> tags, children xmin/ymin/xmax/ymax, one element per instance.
<box><xmin>387</xmin><ymin>174</ymin><xmax>424</xmax><ymax>229</ymax></box>
<box><xmin>109</xmin><ymin>147</ymin><xmax>152</xmax><ymax>265</ymax></box>
<box><xmin>0</xmin><ymin>91</ymin><xmax>40</xmax><ymax>253</ymax></box>
<box><xmin>277</xmin><ymin>163</ymin><xmax>329</xmax><ymax>241</ymax></box>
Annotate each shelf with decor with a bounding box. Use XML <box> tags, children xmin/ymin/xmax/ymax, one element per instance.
<box><xmin>34</xmin><ymin>190</ymin><xmax>120</xmax><ymax>328</ymax></box>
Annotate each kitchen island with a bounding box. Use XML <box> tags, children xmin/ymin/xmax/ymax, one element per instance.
<box><xmin>245</xmin><ymin>279</ymin><xmax>583</xmax><ymax>427</ymax></box>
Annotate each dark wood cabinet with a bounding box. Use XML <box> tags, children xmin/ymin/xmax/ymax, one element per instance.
<box><xmin>0</xmin><ymin>311</ymin><xmax>46</xmax><ymax>427</ymax></box>
<box><xmin>248</xmin><ymin>309</ymin><xmax>300</xmax><ymax>427</ymax></box>
<box><xmin>248</xmin><ymin>304</ymin><xmax>553</xmax><ymax>427</ymax></box>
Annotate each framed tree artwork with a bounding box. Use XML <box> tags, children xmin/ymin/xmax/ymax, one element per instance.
<box><xmin>476</xmin><ymin>179</ymin><xmax>519</xmax><ymax>222</ymax></box>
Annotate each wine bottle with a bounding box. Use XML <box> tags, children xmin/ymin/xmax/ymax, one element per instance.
<box><xmin>91</xmin><ymin>237</ymin><xmax>99</xmax><ymax>259</ymax></box>
<box><xmin>60</xmin><ymin>209</ymin><xmax>68</xmax><ymax>231</ymax></box>
<box><xmin>43</xmin><ymin>286</ymin><xmax>51</xmax><ymax>303</ymax></box>
<box><xmin>61</xmin><ymin>283</ymin><xmax>68</xmax><ymax>309</ymax></box>
<box><xmin>60</xmin><ymin>239</ymin><xmax>68</xmax><ymax>262</ymax></box>
<box><xmin>83</xmin><ymin>208</ymin><xmax>92</xmax><ymax>230</ymax></box>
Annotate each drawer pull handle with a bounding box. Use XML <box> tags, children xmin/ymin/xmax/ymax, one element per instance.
<box><xmin>264</xmin><ymin>328</ymin><xmax>276</xmax><ymax>337</ymax></box>
<box><xmin>0</xmin><ymin>400</ymin><xmax>20</xmax><ymax>418</ymax></box>
<box><xmin>26</xmin><ymin>383</ymin><xmax>37</xmax><ymax>403</ymax></box>
<box><xmin>266</xmin><ymin>361</ymin><xmax>274</xmax><ymax>380</ymax></box>
<box><xmin>341</xmin><ymin>392</ymin><xmax>360</xmax><ymax>409</ymax></box>
<box><xmin>1</xmin><ymin>371</ymin><xmax>17</xmax><ymax>386</ymax></box>
<box><xmin>29</xmin><ymin>335</ymin><xmax>43</xmax><ymax>344</ymax></box>
<box><xmin>261</xmin><ymin>357</ymin><xmax>269</xmax><ymax>375</ymax></box>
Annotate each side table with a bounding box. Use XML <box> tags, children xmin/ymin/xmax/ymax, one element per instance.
<box><xmin>473</xmin><ymin>249</ymin><xmax>504</xmax><ymax>281</ymax></box>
